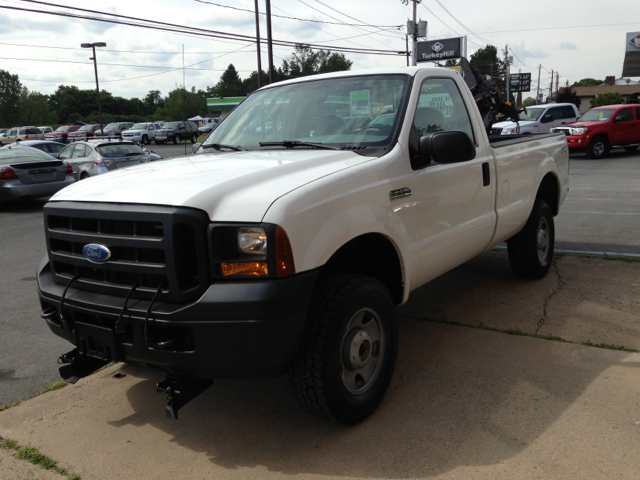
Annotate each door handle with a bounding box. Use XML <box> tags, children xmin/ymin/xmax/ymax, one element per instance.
<box><xmin>482</xmin><ymin>162</ymin><xmax>490</xmax><ymax>187</ymax></box>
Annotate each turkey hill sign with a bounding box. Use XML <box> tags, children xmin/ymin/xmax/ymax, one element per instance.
<box><xmin>416</xmin><ymin>37</ymin><xmax>462</xmax><ymax>62</ymax></box>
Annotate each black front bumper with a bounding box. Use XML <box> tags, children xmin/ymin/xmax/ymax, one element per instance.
<box><xmin>37</xmin><ymin>255</ymin><xmax>318</xmax><ymax>378</ymax></box>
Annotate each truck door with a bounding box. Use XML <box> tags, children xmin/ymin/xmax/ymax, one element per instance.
<box><xmin>543</xmin><ymin>106</ymin><xmax>566</xmax><ymax>133</ymax></box>
<box><xmin>402</xmin><ymin>76</ymin><xmax>496</xmax><ymax>287</ymax></box>
<box><xmin>612</xmin><ymin>108</ymin><xmax>636</xmax><ymax>144</ymax></box>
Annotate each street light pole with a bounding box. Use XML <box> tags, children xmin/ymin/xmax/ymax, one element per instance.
<box><xmin>81</xmin><ymin>42</ymin><xmax>106</xmax><ymax>134</ymax></box>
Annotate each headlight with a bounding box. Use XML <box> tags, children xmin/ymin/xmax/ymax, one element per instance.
<box><xmin>501</xmin><ymin>128</ymin><xmax>516</xmax><ymax>135</ymax></box>
<box><xmin>238</xmin><ymin>227</ymin><xmax>267</xmax><ymax>255</ymax></box>
<box><xmin>571</xmin><ymin>127</ymin><xmax>587</xmax><ymax>135</ymax></box>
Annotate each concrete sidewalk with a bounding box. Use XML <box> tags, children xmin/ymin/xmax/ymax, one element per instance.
<box><xmin>1</xmin><ymin>253</ymin><xmax>640</xmax><ymax>479</ymax></box>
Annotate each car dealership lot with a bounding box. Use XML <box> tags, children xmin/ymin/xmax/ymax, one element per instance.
<box><xmin>1</xmin><ymin>147</ymin><xmax>640</xmax><ymax>479</ymax></box>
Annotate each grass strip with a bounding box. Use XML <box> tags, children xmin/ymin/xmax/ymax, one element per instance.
<box><xmin>42</xmin><ymin>381</ymin><xmax>68</xmax><ymax>393</ymax></box>
<box><xmin>0</xmin><ymin>401</ymin><xmax>20</xmax><ymax>412</ymax></box>
<box><xmin>0</xmin><ymin>435</ymin><xmax>81</xmax><ymax>479</ymax></box>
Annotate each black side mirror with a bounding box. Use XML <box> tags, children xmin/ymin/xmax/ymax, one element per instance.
<box><xmin>614</xmin><ymin>115</ymin><xmax>625</xmax><ymax>123</ymax></box>
<box><xmin>541</xmin><ymin>114</ymin><xmax>553</xmax><ymax>123</ymax></box>
<box><xmin>417</xmin><ymin>131</ymin><xmax>476</xmax><ymax>167</ymax></box>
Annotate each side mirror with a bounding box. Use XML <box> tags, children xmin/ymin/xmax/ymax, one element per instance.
<box><xmin>541</xmin><ymin>114</ymin><xmax>553</xmax><ymax>123</ymax></box>
<box><xmin>614</xmin><ymin>115</ymin><xmax>624</xmax><ymax>123</ymax></box>
<box><xmin>417</xmin><ymin>131</ymin><xmax>476</xmax><ymax>167</ymax></box>
<box><xmin>192</xmin><ymin>142</ymin><xmax>201</xmax><ymax>153</ymax></box>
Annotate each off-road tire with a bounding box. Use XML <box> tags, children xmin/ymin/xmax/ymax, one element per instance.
<box><xmin>585</xmin><ymin>136</ymin><xmax>609</xmax><ymax>159</ymax></box>
<box><xmin>507</xmin><ymin>199</ymin><xmax>555</xmax><ymax>279</ymax></box>
<box><xmin>288</xmin><ymin>274</ymin><xmax>398</xmax><ymax>425</ymax></box>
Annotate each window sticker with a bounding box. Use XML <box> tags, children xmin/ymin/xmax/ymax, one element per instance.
<box><xmin>350</xmin><ymin>89</ymin><xmax>371</xmax><ymax>116</ymax></box>
<box><xmin>418</xmin><ymin>94</ymin><xmax>454</xmax><ymax>118</ymax></box>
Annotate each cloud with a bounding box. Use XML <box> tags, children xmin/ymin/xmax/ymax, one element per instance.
<box><xmin>559</xmin><ymin>42</ymin><xmax>577</xmax><ymax>50</ymax></box>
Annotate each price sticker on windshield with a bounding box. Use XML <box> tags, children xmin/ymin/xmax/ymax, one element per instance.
<box><xmin>350</xmin><ymin>89</ymin><xmax>371</xmax><ymax>116</ymax></box>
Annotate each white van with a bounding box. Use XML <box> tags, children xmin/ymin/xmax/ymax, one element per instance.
<box><xmin>492</xmin><ymin>103</ymin><xmax>580</xmax><ymax>135</ymax></box>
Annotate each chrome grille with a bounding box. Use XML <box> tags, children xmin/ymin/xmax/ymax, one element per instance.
<box><xmin>44</xmin><ymin>202</ymin><xmax>210</xmax><ymax>303</ymax></box>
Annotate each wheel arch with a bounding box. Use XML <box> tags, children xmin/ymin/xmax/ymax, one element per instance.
<box><xmin>536</xmin><ymin>172</ymin><xmax>561</xmax><ymax>216</ymax></box>
<box><xmin>319</xmin><ymin>233</ymin><xmax>404</xmax><ymax>306</ymax></box>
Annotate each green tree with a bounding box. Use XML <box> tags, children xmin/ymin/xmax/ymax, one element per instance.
<box><xmin>555</xmin><ymin>87</ymin><xmax>581</xmax><ymax>109</ymax></box>
<box><xmin>277</xmin><ymin>44</ymin><xmax>352</xmax><ymax>80</ymax></box>
<box><xmin>164</xmin><ymin>86</ymin><xmax>206</xmax><ymax>120</ymax></box>
<box><xmin>523</xmin><ymin>96</ymin><xmax>536</xmax><ymax>107</ymax></box>
<box><xmin>214</xmin><ymin>64</ymin><xmax>244</xmax><ymax>97</ymax></box>
<box><xmin>572</xmin><ymin>78</ymin><xmax>603</xmax><ymax>87</ymax></box>
<box><xmin>0</xmin><ymin>69</ymin><xmax>22</xmax><ymax>127</ymax></box>
<box><xmin>242</xmin><ymin>70</ymin><xmax>269</xmax><ymax>95</ymax></box>
<box><xmin>590</xmin><ymin>92</ymin><xmax>623</xmax><ymax>108</ymax></box>
<box><xmin>317</xmin><ymin>51</ymin><xmax>353</xmax><ymax>74</ymax></box>
<box><xmin>469</xmin><ymin>45</ymin><xmax>506</xmax><ymax>97</ymax></box>
<box><xmin>19</xmin><ymin>87</ymin><xmax>56</xmax><ymax>126</ymax></box>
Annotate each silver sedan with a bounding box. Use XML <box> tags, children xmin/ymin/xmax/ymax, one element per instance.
<box><xmin>0</xmin><ymin>146</ymin><xmax>75</xmax><ymax>204</ymax></box>
<box><xmin>57</xmin><ymin>140</ymin><xmax>151</xmax><ymax>180</ymax></box>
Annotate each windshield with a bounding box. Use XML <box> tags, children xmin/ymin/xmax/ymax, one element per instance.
<box><xmin>202</xmin><ymin>74</ymin><xmax>410</xmax><ymax>151</ymax></box>
<box><xmin>163</xmin><ymin>122</ymin><xmax>180</xmax><ymax>129</ymax></box>
<box><xmin>131</xmin><ymin>123</ymin><xmax>148</xmax><ymax>130</ymax></box>
<box><xmin>0</xmin><ymin>147</ymin><xmax>54</xmax><ymax>164</ymax></box>
<box><xmin>78</xmin><ymin>125</ymin><xmax>94</xmax><ymax>132</ymax></box>
<box><xmin>55</xmin><ymin>126</ymin><xmax>70</xmax><ymax>132</ymax></box>
<box><xmin>519</xmin><ymin>107</ymin><xmax>545</xmax><ymax>121</ymax></box>
<box><xmin>579</xmin><ymin>109</ymin><xmax>616</xmax><ymax>122</ymax></box>
<box><xmin>104</xmin><ymin>123</ymin><xmax>119</xmax><ymax>131</ymax></box>
<box><xmin>96</xmin><ymin>144</ymin><xmax>144</xmax><ymax>157</ymax></box>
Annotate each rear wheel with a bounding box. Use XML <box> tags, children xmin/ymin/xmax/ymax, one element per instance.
<box><xmin>507</xmin><ymin>199</ymin><xmax>555</xmax><ymax>279</ymax></box>
<box><xmin>173</xmin><ymin>135</ymin><xmax>180</xmax><ymax>145</ymax></box>
<box><xmin>288</xmin><ymin>274</ymin><xmax>398</xmax><ymax>425</ymax></box>
<box><xmin>586</xmin><ymin>137</ymin><xmax>609</xmax><ymax>159</ymax></box>
<box><xmin>623</xmin><ymin>146</ymin><xmax>638</xmax><ymax>153</ymax></box>
<box><xmin>80</xmin><ymin>172</ymin><xmax>90</xmax><ymax>180</ymax></box>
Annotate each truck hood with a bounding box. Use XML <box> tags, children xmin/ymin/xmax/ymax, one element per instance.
<box><xmin>51</xmin><ymin>149</ymin><xmax>366</xmax><ymax>222</ymax></box>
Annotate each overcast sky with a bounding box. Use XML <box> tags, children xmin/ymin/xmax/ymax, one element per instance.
<box><xmin>1</xmin><ymin>0</ymin><xmax>639</xmax><ymax>101</ymax></box>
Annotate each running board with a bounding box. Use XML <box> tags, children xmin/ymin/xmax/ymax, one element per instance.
<box><xmin>156</xmin><ymin>372</ymin><xmax>213</xmax><ymax>420</ymax></box>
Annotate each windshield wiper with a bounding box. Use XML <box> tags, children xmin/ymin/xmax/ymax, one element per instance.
<box><xmin>201</xmin><ymin>143</ymin><xmax>243</xmax><ymax>151</ymax></box>
<box><xmin>259</xmin><ymin>141</ymin><xmax>339</xmax><ymax>150</ymax></box>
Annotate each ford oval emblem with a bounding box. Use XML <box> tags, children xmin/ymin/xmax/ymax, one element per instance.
<box><xmin>82</xmin><ymin>244</ymin><xmax>112</xmax><ymax>263</ymax></box>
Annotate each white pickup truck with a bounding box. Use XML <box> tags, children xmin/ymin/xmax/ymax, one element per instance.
<box><xmin>37</xmin><ymin>65</ymin><xmax>569</xmax><ymax>424</ymax></box>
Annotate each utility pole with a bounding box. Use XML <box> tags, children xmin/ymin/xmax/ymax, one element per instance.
<box><xmin>503</xmin><ymin>45</ymin><xmax>510</xmax><ymax>102</ymax></box>
<box><xmin>405</xmin><ymin>34</ymin><xmax>409</xmax><ymax>67</ymax></box>
<box><xmin>555</xmin><ymin>73</ymin><xmax>559</xmax><ymax>97</ymax></box>
<box><xmin>265</xmin><ymin>0</ymin><xmax>274</xmax><ymax>84</ymax></box>
<box><xmin>254</xmin><ymin>0</ymin><xmax>262</xmax><ymax>88</ymax></box>
<box><xmin>81</xmin><ymin>42</ymin><xmax>106</xmax><ymax>135</ymax></box>
<box><xmin>536</xmin><ymin>64</ymin><xmax>541</xmax><ymax>104</ymax></box>
<box><xmin>401</xmin><ymin>0</ymin><xmax>420</xmax><ymax>66</ymax></box>
<box><xmin>549</xmin><ymin>70</ymin><xmax>554</xmax><ymax>101</ymax></box>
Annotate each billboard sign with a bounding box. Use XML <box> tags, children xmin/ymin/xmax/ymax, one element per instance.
<box><xmin>510</xmin><ymin>73</ymin><xmax>531</xmax><ymax>92</ymax></box>
<box><xmin>623</xmin><ymin>31</ymin><xmax>640</xmax><ymax>77</ymax></box>
<box><xmin>416</xmin><ymin>37</ymin><xmax>462</xmax><ymax>62</ymax></box>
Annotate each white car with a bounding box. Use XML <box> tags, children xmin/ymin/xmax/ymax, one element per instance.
<box><xmin>492</xmin><ymin>103</ymin><xmax>580</xmax><ymax>135</ymax></box>
<box><xmin>121</xmin><ymin>122</ymin><xmax>161</xmax><ymax>145</ymax></box>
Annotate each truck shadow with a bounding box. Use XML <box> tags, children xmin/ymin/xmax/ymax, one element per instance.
<box><xmin>107</xmin><ymin>253</ymin><xmax>640</xmax><ymax>478</ymax></box>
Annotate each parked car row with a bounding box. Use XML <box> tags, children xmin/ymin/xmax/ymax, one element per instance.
<box><xmin>0</xmin><ymin>138</ymin><xmax>164</xmax><ymax>204</ymax></box>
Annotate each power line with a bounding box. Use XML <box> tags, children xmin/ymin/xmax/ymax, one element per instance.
<box><xmin>4</xmin><ymin>1</ymin><xmax>402</xmax><ymax>56</ymax></box>
<box><xmin>0</xmin><ymin>56</ymin><xmax>247</xmax><ymax>71</ymax></box>
<box><xmin>432</xmin><ymin>0</ymin><xmax>502</xmax><ymax>46</ymax></box>
<box><xmin>0</xmin><ymin>42</ymin><xmax>260</xmax><ymax>55</ymax></box>
<box><xmin>419</xmin><ymin>3</ymin><xmax>484</xmax><ymax>49</ymax></box>
<box><xmin>313</xmin><ymin>0</ymin><xmax>403</xmax><ymax>37</ymax></box>
<box><xmin>193</xmin><ymin>0</ymin><xmax>400</xmax><ymax>29</ymax></box>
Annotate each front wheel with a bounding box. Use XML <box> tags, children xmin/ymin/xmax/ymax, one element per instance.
<box><xmin>586</xmin><ymin>137</ymin><xmax>609</xmax><ymax>159</ymax></box>
<box><xmin>507</xmin><ymin>199</ymin><xmax>555</xmax><ymax>279</ymax></box>
<box><xmin>141</xmin><ymin>135</ymin><xmax>148</xmax><ymax>145</ymax></box>
<box><xmin>288</xmin><ymin>274</ymin><xmax>398</xmax><ymax>425</ymax></box>
<box><xmin>191</xmin><ymin>133</ymin><xmax>198</xmax><ymax>143</ymax></box>
<box><xmin>173</xmin><ymin>135</ymin><xmax>180</xmax><ymax>145</ymax></box>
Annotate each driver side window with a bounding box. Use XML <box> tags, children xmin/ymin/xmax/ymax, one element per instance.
<box><xmin>413</xmin><ymin>77</ymin><xmax>475</xmax><ymax>141</ymax></box>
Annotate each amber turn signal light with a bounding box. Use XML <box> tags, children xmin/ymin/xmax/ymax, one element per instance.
<box><xmin>220</xmin><ymin>262</ymin><xmax>268</xmax><ymax>277</ymax></box>
<box><xmin>275</xmin><ymin>226</ymin><xmax>295</xmax><ymax>277</ymax></box>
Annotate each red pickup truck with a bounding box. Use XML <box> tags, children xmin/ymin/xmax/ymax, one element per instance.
<box><xmin>44</xmin><ymin>125</ymin><xmax>81</xmax><ymax>144</ymax></box>
<box><xmin>553</xmin><ymin>104</ymin><xmax>640</xmax><ymax>158</ymax></box>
